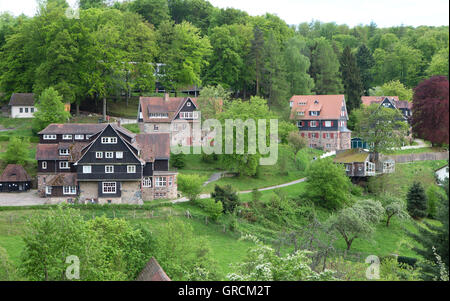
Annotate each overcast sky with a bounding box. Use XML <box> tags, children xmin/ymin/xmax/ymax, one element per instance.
<box><xmin>0</xmin><ymin>0</ymin><xmax>448</xmax><ymax>28</ymax></box>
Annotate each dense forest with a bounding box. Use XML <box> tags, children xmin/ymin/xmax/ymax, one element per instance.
<box><xmin>0</xmin><ymin>0</ymin><xmax>448</xmax><ymax>114</ymax></box>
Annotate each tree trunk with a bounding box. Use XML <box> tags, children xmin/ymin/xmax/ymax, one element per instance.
<box><xmin>103</xmin><ymin>97</ymin><xmax>107</xmax><ymax>121</ymax></box>
<box><xmin>76</xmin><ymin>103</ymin><xmax>80</xmax><ymax>116</ymax></box>
<box><xmin>386</xmin><ymin>214</ymin><xmax>393</xmax><ymax>227</ymax></box>
<box><xmin>346</xmin><ymin>238</ymin><xmax>354</xmax><ymax>251</ymax></box>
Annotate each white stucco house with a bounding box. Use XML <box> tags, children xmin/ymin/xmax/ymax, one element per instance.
<box><xmin>435</xmin><ymin>164</ymin><xmax>449</xmax><ymax>184</ymax></box>
<box><xmin>9</xmin><ymin>93</ymin><xmax>37</xmax><ymax>118</ymax></box>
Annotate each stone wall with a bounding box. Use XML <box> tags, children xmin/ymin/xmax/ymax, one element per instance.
<box><xmin>78</xmin><ymin>181</ymin><xmax>143</xmax><ymax>204</ymax></box>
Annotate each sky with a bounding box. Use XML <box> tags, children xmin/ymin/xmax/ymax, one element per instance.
<box><xmin>0</xmin><ymin>0</ymin><xmax>448</xmax><ymax>28</ymax></box>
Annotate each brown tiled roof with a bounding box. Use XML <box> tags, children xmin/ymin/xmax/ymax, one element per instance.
<box><xmin>361</xmin><ymin>96</ymin><xmax>399</xmax><ymax>106</ymax></box>
<box><xmin>139</xmin><ymin>97</ymin><xmax>198</xmax><ymax>123</ymax></box>
<box><xmin>68</xmin><ymin>142</ymin><xmax>90</xmax><ymax>162</ymax></box>
<box><xmin>45</xmin><ymin>173</ymin><xmax>77</xmax><ymax>186</ymax></box>
<box><xmin>36</xmin><ymin>144</ymin><xmax>59</xmax><ymax>160</ymax></box>
<box><xmin>395</xmin><ymin>100</ymin><xmax>412</xmax><ymax>110</ymax></box>
<box><xmin>289</xmin><ymin>95</ymin><xmax>346</xmax><ymax>120</ymax></box>
<box><xmin>136</xmin><ymin>257</ymin><xmax>171</xmax><ymax>281</ymax></box>
<box><xmin>8</xmin><ymin>93</ymin><xmax>35</xmax><ymax>106</ymax></box>
<box><xmin>37</xmin><ymin>123</ymin><xmax>135</xmax><ymax>138</ymax></box>
<box><xmin>0</xmin><ymin>164</ymin><xmax>31</xmax><ymax>182</ymax></box>
<box><xmin>135</xmin><ymin>133</ymin><xmax>170</xmax><ymax>161</ymax></box>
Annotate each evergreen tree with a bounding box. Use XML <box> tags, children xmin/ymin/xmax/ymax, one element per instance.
<box><xmin>283</xmin><ymin>36</ymin><xmax>314</xmax><ymax>96</ymax></box>
<box><xmin>406</xmin><ymin>182</ymin><xmax>428</xmax><ymax>219</ymax></box>
<box><xmin>340</xmin><ymin>46</ymin><xmax>363</xmax><ymax>113</ymax></box>
<box><xmin>250</xmin><ymin>26</ymin><xmax>264</xmax><ymax>96</ymax></box>
<box><xmin>356</xmin><ymin>44</ymin><xmax>375</xmax><ymax>95</ymax></box>
<box><xmin>211</xmin><ymin>185</ymin><xmax>239</xmax><ymax>214</ymax></box>
<box><xmin>310</xmin><ymin>38</ymin><xmax>343</xmax><ymax>95</ymax></box>
<box><xmin>409</xmin><ymin>178</ymin><xmax>449</xmax><ymax>280</ymax></box>
<box><xmin>170</xmin><ymin>152</ymin><xmax>185</xmax><ymax>169</ymax></box>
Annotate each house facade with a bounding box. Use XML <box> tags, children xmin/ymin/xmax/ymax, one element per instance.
<box><xmin>138</xmin><ymin>94</ymin><xmax>200</xmax><ymax>146</ymax></box>
<box><xmin>36</xmin><ymin>123</ymin><xmax>177</xmax><ymax>204</ymax></box>
<box><xmin>361</xmin><ymin>96</ymin><xmax>412</xmax><ymax>122</ymax></box>
<box><xmin>289</xmin><ymin>95</ymin><xmax>351</xmax><ymax>152</ymax></box>
<box><xmin>9</xmin><ymin>93</ymin><xmax>37</xmax><ymax>118</ymax></box>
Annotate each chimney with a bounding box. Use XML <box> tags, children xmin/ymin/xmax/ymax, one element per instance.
<box><xmin>164</xmin><ymin>93</ymin><xmax>170</xmax><ymax>102</ymax></box>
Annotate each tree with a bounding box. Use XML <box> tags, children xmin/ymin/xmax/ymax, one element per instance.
<box><xmin>198</xmin><ymin>198</ymin><xmax>223</xmax><ymax>221</ymax></box>
<box><xmin>426</xmin><ymin>47</ymin><xmax>449</xmax><ymax>79</ymax></box>
<box><xmin>411</xmin><ymin>76</ymin><xmax>449</xmax><ymax>146</ymax></box>
<box><xmin>32</xmin><ymin>87</ymin><xmax>70</xmax><ymax>133</ymax></box>
<box><xmin>356</xmin><ymin>44</ymin><xmax>374</xmax><ymax>95</ymax></box>
<box><xmin>177</xmin><ymin>174</ymin><xmax>204</xmax><ymax>201</ymax></box>
<box><xmin>4</xmin><ymin>137</ymin><xmax>30</xmax><ymax>165</ymax></box>
<box><xmin>406</xmin><ymin>182</ymin><xmax>428</xmax><ymax>219</ymax></box>
<box><xmin>372</xmin><ymin>80</ymin><xmax>413</xmax><ymax>101</ymax></box>
<box><xmin>287</xmin><ymin>131</ymin><xmax>307</xmax><ymax>154</ymax></box>
<box><xmin>310</xmin><ymin>38</ymin><xmax>343</xmax><ymax>94</ymax></box>
<box><xmin>129</xmin><ymin>0</ymin><xmax>170</xmax><ymax>27</ymax></box>
<box><xmin>353</xmin><ymin>104</ymin><xmax>409</xmax><ymax>162</ymax></box>
<box><xmin>196</xmin><ymin>85</ymin><xmax>230</xmax><ymax>121</ymax></box>
<box><xmin>340</xmin><ymin>46</ymin><xmax>363</xmax><ymax>113</ymax></box>
<box><xmin>278</xmin><ymin>121</ymin><xmax>298</xmax><ymax>144</ymax></box>
<box><xmin>283</xmin><ymin>36</ymin><xmax>314</xmax><ymax>96</ymax></box>
<box><xmin>157</xmin><ymin>20</ymin><xmax>211</xmax><ymax>93</ymax></box>
<box><xmin>328</xmin><ymin>199</ymin><xmax>384</xmax><ymax>250</ymax></box>
<box><xmin>79</xmin><ymin>0</ymin><xmax>107</xmax><ymax>9</ymax></box>
<box><xmin>227</xmin><ymin>235</ymin><xmax>334</xmax><ymax>281</ymax></box>
<box><xmin>304</xmin><ymin>158</ymin><xmax>352</xmax><ymax>210</ymax></box>
<box><xmin>152</xmin><ymin>217</ymin><xmax>218</xmax><ymax>280</ymax></box>
<box><xmin>426</xmin><ymin>185</ymin><xmax>446</xmax><ymax>218</ymax></box>
<box><xmin>409</xmin><ymin>178</ymin><xmax>449</xmax><ymax>280</ymax></box>
<box><xmin>170</xmin><ymin>152</ymin><xmax>185</xmax><ymax>169</ymax></box>
<box><xmin>211</xmin><ymin>185</ymin><xmax>239</xmax><ymax>214</ymax></box>
<box><xmin>383</xmin><ymin>197</ymin><xmax>409</xmax><ymax>227</ymax></box>
<box><xmin>250</xmin><ymin>26</ymin><xmax>264</xmax><ymax>96</ymax></box>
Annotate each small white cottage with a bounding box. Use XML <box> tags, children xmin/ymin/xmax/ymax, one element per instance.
<box><xmin>435</xmin><ymin>164</ymin><xmax>449</xmax><ymax>184</ymax></box>
<box><xmin>9</xmin><ymin>93</ymin><xmax>37</xmax><ymax>118</ymax></box>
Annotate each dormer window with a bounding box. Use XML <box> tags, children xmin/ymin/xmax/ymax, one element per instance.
<box><xmin>59</xmin><ymin>149</ymin><xmax>70</xmax><ymax>156</ymax></box>
<box><xmin>149</xmin><ymin>113</ymin><xmax>168</xmax><ymax>118</ymax></box>
<box><xmin>310</xmin><ymin>111</ymin><xmax>319</xmax><ymax>116</ymax></box>
<box><xmin>314</xmin><ymin>100</ymin><xmax>319</xmax><ymax>104</ymax></box>
<box><xmin>101</xmin><ymin>137</ymin><xmax>117</xmax><ymax>144</ymax></box>
<box><xmin>62</xmin><ymin>135</ymin><xmax>72</xmax><ymax>140</ymax></box>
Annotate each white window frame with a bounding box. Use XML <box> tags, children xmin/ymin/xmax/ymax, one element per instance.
<box><xmin>116</xmin><ymin>152</ymin><xmax>123</xmax><ymax>159</ymax></box>
<box><xmin>105</xmin><ymin>165</ymin><xmax>114</xmax><ymax>173</ymax></box>
<box><xmin>102</xmin><ymin>182</ymin><xmax>116</xmax><ymax>194</ymax></box>
<box><xmin>142</xmin><ymin>177</ymin><xmax>152</xmax><ymax>188</ymax></box>
<box><xmin>62</xmin><ymin>134</ymin><xmax>72</xmax><ymax>140</ymax></box>
<box><xmin>168</xmin><ymin>176</ymin><xmax>173</xmax><ymax>187</ymax></box>
<box><xmin>127</xmin><ymin>165</ymin><xmax>136</xmax><ymax>173</ymax></box>
<box><xmin>96</xmin><ymin>152</ymin><xmax>103</xmax><ymax>159</ymax></box>
<box><xmin>83</xmin><ymin>165</ymin><xmax>92</xmax><ymax>174</ymax></box>
<box><xmin>59</xmin><ymin>161</ymin><xmax>69</xmax><ymax>169</ymax></box>
<box><xmin>43</xmin><ymin>135</ymin><xmax>56</xmax><ymax>140</ymax></box>
<box><xmin>75</xmin><ymin>135</ymin><xmax>84</xmax><ymax>140</ymax></box>
<box><xmin>324</xmin><ymin>121</ymin><xmax>332</xmax><ymax>127</ymax></box>
<box><xmin>101</xmin><ymin>137</ymin><xmax>117</xmax><ymax>144</ymax></box>
<box><xmin>59</xmin><ymin>149</ymin><xmax>70</xmax><ymax>156</ymax></box>
<box><xmin>45</xmin><ymin>186</ymin><xmax>52</xmax><ymax>195</ymax></box>
<box><xmin>155</xmin><ymin>176</ymin><xmax>166</xmax><ymax>187</ymax></box>
<box><xmin>63</xmin><ymin>186</ymin><xmax>77</xmax><ymax>195</ymax></box>
<box><xmin>310</xmin><ymin>121</ymin><xmax>318</xmax><ymax>128</ymax></box>
<box><xmin>42</xmin><ymin>161</ymin><xmax>47</xmax><ymax>170</ymax></box>
<box><xmin>310</xmin><ymin>111</ymin><xmax>319</xmax><ymax>116</ymax></box>
<box><xmin>105</xmin><ymin>152</ymin><xmax>113</xmax><ymax>159</ymax></box>
<box><xmin>297</xmin><ymin>111</ymin><xmax>304</xmax><ymax>116</ymax></box>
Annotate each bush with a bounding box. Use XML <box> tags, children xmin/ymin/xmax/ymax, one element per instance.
<box><xmin>211</xmin><ymin>184</ymin><xmax>239</xmax><ymax>214</ymax></box>
<box><xmin>350</xmin><ymin>184</ymin><xmax>364</xmax><ymax>196</ymax></box>
<box><xmin>170</xmin><ymin>152</ymin><xmax>185</xmax><ymax>169</ymax></box>
<box><xmin>397</xmin><ymin>256</ymin><xmax>418</xmax><ymax>267</ymax></box>
<box><xmin>198</xmin><ymin>199</ymin><xmax>223</xmax><ymax>221</ymax></box>
<box><xmin>177</xmin><ymin>174</ymin><xmax>204</xmax><ymax>201</ymax></box>
<box><xmin>0</xmin><ymin>136</ymin><xmax>9</xmax><ymax>142</ymax></box>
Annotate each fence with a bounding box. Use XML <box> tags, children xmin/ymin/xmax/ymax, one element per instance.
<box><xmin>391</xmin><ymin>151</ymin><xmax>449</xmax><ymax>163</ymax></box>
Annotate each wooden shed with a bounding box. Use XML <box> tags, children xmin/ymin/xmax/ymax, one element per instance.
<box><xmin>334</xmin><ymin>149</ymin><xmax>376</xmax><ymax>177</ymax></box>
<box><xmin>0</xmin><ymin>164</ymin><xmax>32</xmax><ymax>192</ymax></box>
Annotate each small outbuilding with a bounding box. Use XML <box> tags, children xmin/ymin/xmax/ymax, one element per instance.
<box><xmin>435</xmin><ymin>164</ymin><xmax>449</xmax><ymax>184</ymax></box>
<box><xmin>0</xmin><ymin>164</ymin><xmax>32</xmax><ymax>192</ymax></box>
<box><xmin>334</xmin><ymin>149</ymin><xmax>375</xmax><ymax>177</ymax></box>
<box><xmin>8</xmin><ymin>93</ymin><xmax>37</xmax><ymax>118</ymax></box>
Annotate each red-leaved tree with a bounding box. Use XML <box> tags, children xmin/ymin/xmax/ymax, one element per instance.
<box><xmin>412</xmin><ymin>76</ymin><xmax>449</xmax><ymax>146</ymax></box>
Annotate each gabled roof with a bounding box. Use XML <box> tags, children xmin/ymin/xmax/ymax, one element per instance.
<box><xmin>135</xmin><ymin>133</ymin><xmax>170</xmax><ymax>161</ymax></box>
<box><xmin>36</xmin><ymin>144</ymin><xmax>59</xmax><ymax>160</ymax></box>
<box><xmin>289</xmin><ymin>95</ymin><xmax>346</xmax><ymax>120</ymax></box>
<box><xmin>38</xmin><ymin>123</ymin><xmax>135</xmax><ymax>139</ymax></box>
<box><xmin>361</xmin><ymin>96</ymin><xmax>399</xmax><ymax>106</ymax></box>
<box><xmin>139</xmin><ymin>96</ymin><xmax>198</xmax><ymax>123</ymax></box>
<box><xmin>8</xmin><ymin>93</ymin><xmax>35</xmax><ymax>106</ymax></box>
<box><xmin>334</xmin><ymin>149</ymin><xmax>370</xmax><ymax>163</ymax></box>
<box><xmin>0</xmin><ymin>164</ymin><xmax>31</xmax><ymax>182</ymax></box>
<box><xmin>136</xmin><ymin>257</ymin><xmax>171</xmax><ymax>281</ymax></box>
<box><xmin>435</xmin><ymin>164</ymin><xmax>449</xmax><ymax>172</ymax></box>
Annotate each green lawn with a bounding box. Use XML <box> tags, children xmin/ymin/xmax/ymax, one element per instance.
<box><xmin>384</xmin><ymin>147</ymin><xmax>446</xmax><ymax>155</ymax></box>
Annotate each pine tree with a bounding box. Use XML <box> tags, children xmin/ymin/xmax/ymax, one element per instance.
<box><xmin>250</xmin><ymin>26</ymin><xmax>264</xmax><ymax>96</ymax></box>
<box><xmin>340</xmin><ymin>46</ymin><xmax>363</xmax><ymax>113</ymax></box>
<box><xmin>356</xmin><ymin>44</ymin><xmax>375</xmax><ymax>95</ymax></box>
<box><xmin>170</xmin><ymin>152</ymin><xmax>185</xmax><ymax>169</ymax></box>
<box><xmin>406</xmin><ymin>182</ymin><xmax>428</xmax><ymax>219</ymax></box>
<box><xmin>409</xmin><ymin>179</ymin><xmax>449</xmax><ymax>280</ymax></box>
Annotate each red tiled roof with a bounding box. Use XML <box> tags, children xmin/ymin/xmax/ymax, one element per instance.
<box><xmin>139</xmin><ymin>97</ymin><xmax>198</xmax><ymax>123</ymax></box>
<box><xmin>289</xmin><ymin>95</ymin><xmax>346</xmax><ymax>120</ymax></box>
<box><xmin>136</xmin><ymin>257</ymin><xmax>171</xmax><ymax>281</ymax></box>
<box><xmin>135</xmin><ymin>133</ymin><xmax>170</xmax><ymax>161</ymax></box>
<box><xmin>0</xmin><ymin>164</ymin><xmax>31</xmax><ymax>182</ymax></box>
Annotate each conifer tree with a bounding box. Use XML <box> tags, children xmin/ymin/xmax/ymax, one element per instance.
<box><xmin>340</xmin><ymin>46</ymin><xmax>363</xmax><ymax>113</ymax></box>
<box><xmin>355</xmin><ymin>44</ymin><xmax>375</xmax><ymax>95</ymax></box>
<box><xmin>406</xmin><ymin>182</ymin><xmax>428</xmax><ymax>219</ymax></box>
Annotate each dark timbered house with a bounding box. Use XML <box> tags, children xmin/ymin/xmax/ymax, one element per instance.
<box><xmin>361</xmin><ymin>96</ymin><xmax>412</xmax><ymax>122</ymax></box>
<box><xmin>0</xmin><ymin>164</ymin><xmax>32</xmax><ymax>192</ymax></box>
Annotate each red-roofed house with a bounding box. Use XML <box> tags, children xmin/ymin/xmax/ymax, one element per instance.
<box><xmin>138</xmin><ymin>94</ymin><xmax>200</xmax><ymax>146</ymax></box>
<box><xmin>289</xmin><ymin>95</ymin><xmax>351</xmax><ymax>151</ymax></box>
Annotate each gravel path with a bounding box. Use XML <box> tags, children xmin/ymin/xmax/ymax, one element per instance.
<box><xmin>0</xmin><ymin>190</ymin><xmax>48</xmax><ymax>206</ymax></box>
